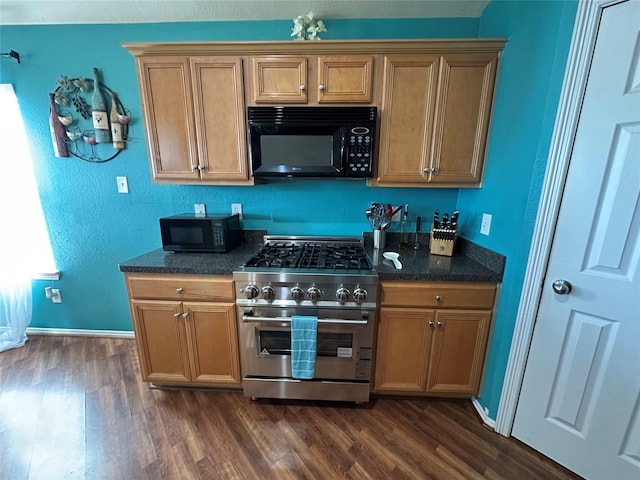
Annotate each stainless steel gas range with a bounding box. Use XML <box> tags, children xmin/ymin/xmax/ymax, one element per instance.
<box><xmin>233</xmin><ymin>236</ymin><xmax>378</xmax><ymax>403</ymax></box>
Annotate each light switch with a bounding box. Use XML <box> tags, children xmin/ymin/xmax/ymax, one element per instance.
<box><xmin>480</xmin><ymin>213</ymin><xmax>492</xmax><ymax>236</ymax></box>
<box><xmin>116</xmin><ymin>176</ymin><xmax>129</xmax><ymax>194</ymax></box>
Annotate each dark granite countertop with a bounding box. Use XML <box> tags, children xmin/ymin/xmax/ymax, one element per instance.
<box><xmin>119</xmin><ymin>230</ymin><xmax>505</xmax><ymax>283</ymax></box>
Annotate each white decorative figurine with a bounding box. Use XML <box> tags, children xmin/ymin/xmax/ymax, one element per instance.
<box><xmin>291</xmin><ymin>11</ymin><xmax>327</xmax><ymax>41</ymax></box>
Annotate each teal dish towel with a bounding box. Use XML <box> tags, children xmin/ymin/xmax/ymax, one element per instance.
<box><xmin>291</xmin><ymin>315</ymin><xmax>318</xmax><ymax>379</ymax></box>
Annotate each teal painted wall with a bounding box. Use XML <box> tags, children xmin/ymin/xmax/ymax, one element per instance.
<box><xmin>0</xmin><ymin>18</ymin><xmax>476</xmax><ymax>332</ymax></box>
<box><xmin>457</xmin><ymin>0</ymin><xmax>578</xmax><ymax>417</ymax></box>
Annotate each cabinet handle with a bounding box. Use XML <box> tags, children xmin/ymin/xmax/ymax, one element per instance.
<box><xmin>300</xmin><ymin>84</ymin><xmax>306</xmax><ymax>91</ymax></box>
<box><xmin>173</xmin><ymin>313</ymin><xmax>180</xmax><ymax>319</ymax></box>
<box><xmin>319</xmin><ymin>84</ymin><xmax>326</xmax><ymax>91</ymax></box>
<box><xmin>437</xmin><ymin>320</ymin><xmax>443</xmax><ymax>327</ymax></box>
<box><xmin>176</xmin><ymin>287</ymin><xmax>183</xmax><ymax>294</ymax></box>
<box><xmin>435</xmin><ymin>295</ymin><xmax>443</xmax><ymax>303</ymax></box>
<box><xmin>182</xmin><ymin>313</ymin><xmax>189</xmax><ymax>319</ymax></box>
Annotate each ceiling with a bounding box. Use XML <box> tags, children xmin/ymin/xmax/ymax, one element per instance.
<box><xmin>0</xmin><ymin>0</ymin><xmax>490</xmax><ymax>25</ymax></box>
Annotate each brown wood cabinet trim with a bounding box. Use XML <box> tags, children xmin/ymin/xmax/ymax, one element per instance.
<box><xmin>123</xmin><ymin>39</ymin><xmax>507</xmax><ymax>57</ymax></box>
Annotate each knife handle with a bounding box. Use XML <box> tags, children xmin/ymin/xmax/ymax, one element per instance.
<box><xmin>416</xmin><ymin>216</ymin><xmax>422</xmax><ymax>233</ymax></box>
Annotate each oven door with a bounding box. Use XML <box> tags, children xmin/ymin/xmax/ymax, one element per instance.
<box><xmin>237</xmin><ymin>306</ymin><xmax>374</xmax><ymax>381</ymax></box>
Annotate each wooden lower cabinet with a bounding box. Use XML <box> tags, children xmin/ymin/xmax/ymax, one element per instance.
<box><xmin>374</xmin><ymin>281</ymin><xmax>496</xmax><ymax>397</ymax></box>
<box><xmin>125</xmin><ymin>274</ymin><xmax>241</xmax><ymax>388</ymax></box>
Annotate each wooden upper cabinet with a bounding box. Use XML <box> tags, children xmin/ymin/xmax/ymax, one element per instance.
<box><xmin>135</xmin><ymin>55</ymin><xmax>251</xmax><ymax>185</ymax></box>
<box><xmin>136</xmin><ymin>56</ymin><xmax>200</xmax><ymax>182</ymax></box>
<box><xmin>376</xmin><ymin>54</ymin><xmax>440</xmax><ymax>184</ymax></box>
<box><xmin>190</xmin><ymin>56</ymin><xmax>249</xmax><ymax>182</ymax></box>
<box><xmin>124</xmin><ymin>40</ymin><xmax>504</xmax><ymax>187</ymax></box>
<box><xmin>375</xmin><ymin>51</ymin><xmax>499</xmax><ymax>187</ymax></box>
<box><xmin>250</xmin><ymin>54</ymin><xmax>374</xmax><ymax>104</ymax></box>
<box><xmin>252</xmin><ymin>56</ymin><xmax>308</xmax><ymax>103</ymax></box>
<box><xmin>430</xmin><ymin>53</ymin><xmax>498</xmax><ymax>185</ymax></box>
<box><xmin>317</xmin><ymin>55</ymin><xmax>374</xmax><ymax>103</ymax></box>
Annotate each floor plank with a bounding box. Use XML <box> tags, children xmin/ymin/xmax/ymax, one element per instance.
<box><xmin>0</xmin><ymin>335</ymin><xmax>584</xmax><ymax>479</ymax></box>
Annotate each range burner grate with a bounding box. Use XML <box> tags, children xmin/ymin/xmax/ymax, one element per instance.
<box><xmin>244</xmin><ymin>241</ymin><xmax>373</xmax><ymax>271</ymax></box>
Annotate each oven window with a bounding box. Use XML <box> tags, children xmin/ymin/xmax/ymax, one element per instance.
<box><xmin>258</xmin><ymin>330</ymin><xmax>353</xmax><ymax>357</ymax></box>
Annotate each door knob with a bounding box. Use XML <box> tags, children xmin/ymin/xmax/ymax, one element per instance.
<box><xmin>552</xmin><ymin>279</ymin><xmax>572</xmax><ymax>295</ymax></box>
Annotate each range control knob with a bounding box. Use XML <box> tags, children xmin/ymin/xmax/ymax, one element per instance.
<box><xmin>353</xmin><ymin>287</ymin><xmax>368</xmax><ymax>304</ymax></box>
<box><xmin>244</xmin><ymin>285</ymin><xmax>259</xmax><ymax>299</ymax></box>
<box><xmin>307</xmin><ymin>287</ymin><xmax>322</xmax><ymax>302</ymax></box>
<box><xmin>336</xmin><ymin>287</ymin><xmax>351</xmax><ymax>303</ymax></box>
<box><xmin>290</xmin><ymin>286</ymin><xmax>305</xmax><ymax>301</ymax></box>
<box><xmin>261</xmin><ymin>285</ymin><xmax>275</xmax><ymax>301</ymax></box>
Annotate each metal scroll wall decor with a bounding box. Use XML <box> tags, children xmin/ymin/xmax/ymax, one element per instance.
<box><xmin>49</xmin><ymin>67</ymin><xmax>131</xmax><ymax>163</ymax></box>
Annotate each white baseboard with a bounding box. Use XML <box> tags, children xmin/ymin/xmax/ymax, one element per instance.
<box><xmin>26</xmin><ymin>327</ymin><xmax>135</xmax><ymax>339</ymax></box>
<box><xmin>472</xmin><ymin>397</ymin><xmax>496</xmax><ymax>430</ymax></box>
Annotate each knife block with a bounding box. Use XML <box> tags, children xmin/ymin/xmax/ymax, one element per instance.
<box><xmin>429</xmin><ymin>223</ymin><xmax>457</xmax><ymax>257</ymax></box>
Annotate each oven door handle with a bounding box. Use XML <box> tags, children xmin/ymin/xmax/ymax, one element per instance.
<box><xmin>242</xmin><ymin>314</ymin><xmax>368</xmax><ymax>325</ymax></box>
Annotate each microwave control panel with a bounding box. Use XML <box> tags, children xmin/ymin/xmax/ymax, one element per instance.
<box><xmin>346</xmin><ymin>126</ymin><xmax>374</xmax><ymax>176</ymax></box>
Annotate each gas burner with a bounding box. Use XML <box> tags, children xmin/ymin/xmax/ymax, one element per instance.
<box><xmin>243</xmin><ymin>236</ymin><xmax>373</xmax><ymax>272</ymax></box>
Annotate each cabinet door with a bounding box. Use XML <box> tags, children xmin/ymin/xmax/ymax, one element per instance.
<box><xmin>130</xmin><ymin>299</ymin><xmax>191</xmax><ymax>383</ymax></box>
<box><xmin>426</xmin><ymin>309</ymin><xmax>491</xmax><ymax>395</ymax></box>
<box><xmin>429</xmin><ymin>52</ymin><xmax>498</xmax><ymax>185</ymax></box>
<box><xmin>317</xmin><ymin>55</ymin><xmax>374</xmax><ymax>103</ymax></box>
<box><xmin>374</xmin><ymin>307</ymin><xmax>434</xmax><ymax>392</ymax></box>
<box><xmin>376</xmin><ymin>55</ymin><xmax>440</xmax><ymax>184</ymax></box>
<box><xmin>252</xmin><ymin>56</ymin><xmax>308</xmax><ymax>103</ymax></box>
<box><xmin>136</xmin><ymin>56</ymin><xmax>200</xmax><ymax>182</ymax></box>
<box><xmin>183</xmin><ymin>302</ymin><xmax>241</xmax><ymax>385</ymax></box>
<box><xmin>190</xmin><ymin>56</ymin><xmax>250</xmax><ymax>183</ymax></box>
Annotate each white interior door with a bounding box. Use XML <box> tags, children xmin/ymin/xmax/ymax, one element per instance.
<box><xmin>512</xmin><ymin>1</ymin><xmax>640</xmax><ymax>479</ymax></box>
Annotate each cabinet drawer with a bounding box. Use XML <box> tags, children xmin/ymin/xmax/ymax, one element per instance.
<box><xmin>380</xmin><ymin>281</ymin><xmax>496</xmax><ymax>309</ymax></box>
<box><xmin>126</xmin><ymin>274</ymin><xmax>234</xmax><ymax>301</ymax></box>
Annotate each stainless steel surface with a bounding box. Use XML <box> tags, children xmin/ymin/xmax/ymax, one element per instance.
<box><xmin>242</xmin><ymin>315</ymin><xmax>368</xmax><ymax>325</ymax></box>
<box><xmin>233</xmin><ymin>235</ymin><xmax>378</xmax><ymax>403</ymax></box>
<box><xmin>242</xmin><ymin>377</ymin><xmax>370</xmax><ymax>403</ymax></box>
<box><xmin>552</xmin><ymin>279</ymin><xmax>573</xmax><ymax>295</ymax></box>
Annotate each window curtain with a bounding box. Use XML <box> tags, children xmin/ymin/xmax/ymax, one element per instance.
<box><xmin>0</xmin><ymin>83</ymin><xmax>52</xmax><ymax>351</ymax></box>
<box><xmin>0</xmin><ymin>275</ymin><xmax>32</xmax><ymax>352</ymax></box>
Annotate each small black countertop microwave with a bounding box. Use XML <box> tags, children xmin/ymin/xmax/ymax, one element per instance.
<box><xmin>160</xmin><ymin>214</ymin><xmax>242</xmax><ymax>253</ymax></box>
<box><xmin>247</xmin><ymin>106</ymin><xmax>377</xmax><ymax>178</ymax></box>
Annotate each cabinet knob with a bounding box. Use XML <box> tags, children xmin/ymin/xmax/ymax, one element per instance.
<box><xmin>437</xmin><ymin>320</ymin><xmax>443</xmax><ymax>327</ymax></box>
<box><xmin>429</xmin><ymin>320</ymin><xmax>434</xmax><ymax>327</ymax></box>
<box><xmin>432</xmin><ymin>167</ymin><xmax>439</xmax><ymax>175</ymax></box>
<box><xmin>191</xmin><ymin>165</ymin><xmax>197</xmax><ymax>172</ymax></box>
<box><xmin>435</xmin><ymin>295</ymin><xmax>443</xmax><ymax>303</ymax></box>
<box><xmin>176</xmin><ymin>287</ymin><xmax>183</xmax><ymax>294</ymax></box>
<box><xmin>198</xmin><ymin>165</ymin><xmax>205</xmax><ymax>171</ymax></box>
<box><xmin>182</xmin><ymin>313</ymin><xmax>189</xmax><ymax>319</ymax></box>
<box><xmin>300</xmin><ymin>84</ymin><xmax>306</xmax><ymax>91</ymax></box>
<box><xmin>424</xmin><ymin>168</ymin><xmax>431</xmax><ymax>173</ymax></box>
<box><xmin>174</xmin><ymin>313</ymin><xmax>180</xmax><ymax>319</ymax></box>
<box><xmin>319</xmin><ymin>84</ymin><xmax>326</xmax><ymax>91</ymax></box>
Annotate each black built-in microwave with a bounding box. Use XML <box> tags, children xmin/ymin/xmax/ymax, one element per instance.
<box><xmin>160</xmin><ymin>214</ymin><xmax>242</xmax><ymax>253</ymax></box>
<box><xmin>247</xmin><ymin>106</ymin><xmax>377</xmax><ymax>178</ymax></box>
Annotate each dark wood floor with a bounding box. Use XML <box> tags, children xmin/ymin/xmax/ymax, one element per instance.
<box><xmin>0</xmin><ymin>335</ymin><xmax>583</xmax><ymax>480</ymax></box>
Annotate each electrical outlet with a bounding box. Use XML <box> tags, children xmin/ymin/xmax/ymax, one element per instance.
<box><xmin>47</xmin><ymin>288</ymin><xmax>62</xmax><ymax>303</ymax></box>
<box><xmin>116</xmin><ymin>176</ymin><xmax>129</xmax><ymax>194</ymax></box>
<box><xmin>231</xmin><ymin>203</ymin><xmax>243</xmax><ymax>219</ymax></box>
<box><xmin>481</xmin><ymin>213</ymin><xmax>492</xmax><ymax>236</ymax></box>
<box><xmin>194</xmin><ymin>204</ymin><xmax>206</xmax><ymax>216</ymax></box>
